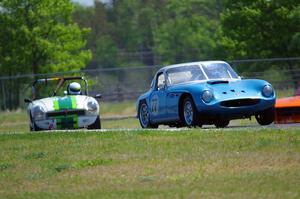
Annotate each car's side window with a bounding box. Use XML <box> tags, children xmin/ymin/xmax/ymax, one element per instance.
<box><xmin>156</xmin><ymin>73</ymin><xmax>165</xmax><ymax>90</ymax></box>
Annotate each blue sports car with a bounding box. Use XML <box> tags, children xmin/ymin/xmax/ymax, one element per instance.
<box><xmin>137</xmin><ymin>61</ymin><xmax>276</xmax><ymax>128</ymax></box>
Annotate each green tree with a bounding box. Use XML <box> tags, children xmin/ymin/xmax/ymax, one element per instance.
<box><xmin>100</xmin><ymin>0</ymin><xmax>169</xmax><ymax>66</ymax></box>
<box><xmin>0</xmin><ymin>0</ymin><xmax>91</xmax><ymax>110</ymax></box>
<box><xmin>220</xmin><ymin>0</ymin><xmax>300</xmax><ymax>86</ymax></box>
<box><xmin>153</xmin><ymin>0</ymin><xmax>222</xmax><ymax>65</ymax></box>
<box><xmin>95</xmin><ymin>35</ymin><xmax>118</xmax><ymax>68</ymax></box>
<box><xmin>221</xmin><ymin>0</ymin><xmax>300</xmax><ymax>60</ymax></box>
<box><xmin>73</xmin><ymin>0</ymin><xmax>115</xmax><ymax>68</ymax></box>
<box><xmin>0</xmin><ymin>0</ymin><xmax>91</xmax><ymax>75</ymax></box>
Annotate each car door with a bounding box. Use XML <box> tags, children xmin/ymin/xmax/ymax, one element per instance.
<box><xmin>149</xmin><ymin>72</ymin><xmax>167</xmax><ymax>122</ymax></box>
<box><xmin>166</xmin><ymin>90</ymin><xmax>180</xmax><ymax>121</ymax></box>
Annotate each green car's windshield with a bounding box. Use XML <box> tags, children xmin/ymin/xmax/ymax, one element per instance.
<box><xmin>32</xmin><ymin>78</ymin><xmax>87</xmax><ymax>100</ymax></box>
<box><xmin>33</xmin><ymin>79</ymin><xmax>60</xmax><ymax>99</ymax></box>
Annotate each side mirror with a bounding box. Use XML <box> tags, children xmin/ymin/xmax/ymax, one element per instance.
<box><xmin>24</xmin><ymin>98</ymin><xmax>32</xmax><ymax>103</ymax></box>
<box><xmin>64</xmin><ymin>90</ymin><xmax>68</xmax><ymax>95</ymax></box>
<box><xmin>95</xmin><ymin>94</ymin><xmax>102</xmax><ymax>99</ymax></box>
<box><xmin>158</xmin><ymin>83</ymin><xmax>165</xmax><ymax>91</ymax></box>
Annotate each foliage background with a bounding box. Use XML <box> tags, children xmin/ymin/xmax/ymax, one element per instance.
<box><xmin>0</xmin><ymin>0</ymin><xmax>299</xmax><ymax>110</ymax></box>
<box><xmin>1</xmin><ymin>0</ymin><xmax>299</xmax><ymax>73</ymax></box>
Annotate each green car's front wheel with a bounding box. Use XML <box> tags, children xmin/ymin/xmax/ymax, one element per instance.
<box><xmin>88</xmin><ymin>116</ymin><xmax>101</xmax><ymax>129</ymax></box>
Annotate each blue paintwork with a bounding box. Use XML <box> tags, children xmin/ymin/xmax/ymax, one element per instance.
<box><xmin>137</xmin><ymin>61</ymin><xmax>276</xmax><ymax>126</ymax></box>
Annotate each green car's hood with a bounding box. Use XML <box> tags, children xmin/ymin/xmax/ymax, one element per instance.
<box><xmin>32</xmin><ymin>95</ymin><xmax>94</xmax><ymax>112</ymax></box>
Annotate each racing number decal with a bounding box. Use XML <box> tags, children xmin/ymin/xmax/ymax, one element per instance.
<box><xmin>151</xmin><ymin>95</ymin><xmax>159</xmax><ymax>115</ymax></box>
<box><xmin>152</xmin><ymin>99</ymin><xmax>158</xmax><ymax>113</ymax></box>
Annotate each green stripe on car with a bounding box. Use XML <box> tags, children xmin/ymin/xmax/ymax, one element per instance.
<box><xmin>55</xmin><ymin>115</ymin><xmax>79</xmax><ymax>129</ymax></box>
<box><xmin>53</xmin><ymin>96</ymin><xmax>79</xmax><ymax>129</ymax></box>
<box><xmin>53</xmin><ymin>96</ymin><xmax>77</xmax><ymax>110</ymax></box>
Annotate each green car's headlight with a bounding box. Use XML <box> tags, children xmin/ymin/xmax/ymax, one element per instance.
<box><xmin>86</xmin><ymin>100</ymin><xmax>99</xmax><ymax>114</ymax></box>
<box><xmin>262</xmin><ymin>85</ymin><xmax>274</xmax><ymax>97</ymax></box>
<box><xmin>32</xmin><ymin>105</ymin><xmax>46</xmax><ymax>121</ymax></box>
<box><xmin>202</xmin><ymin>90</ymin><xmax>214</xmax><ymax>103</ymax></box>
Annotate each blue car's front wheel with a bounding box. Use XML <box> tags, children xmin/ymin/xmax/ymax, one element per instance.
<box><xmin>182</xmin><ymin>97</ymin><xmax>198</xmax><ymax>127</ymax></box>
<box><xmin>255</xmin><ymin>107</ymin><xmax>274</xmax><ymax>125</ymax></box>
<box><xmin>138</xmin><ymin>101</ymin><xmax>158</xmax><ymax>129</ymax></box>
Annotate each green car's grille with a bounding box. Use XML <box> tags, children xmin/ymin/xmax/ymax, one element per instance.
<box><xmin>47</xmin><ymin>110</ymin><xmax>85</xmax><ymax>117</ymax></box>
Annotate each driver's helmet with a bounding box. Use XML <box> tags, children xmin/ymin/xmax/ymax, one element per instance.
<box><xmin>68</xmin><ymin>82</ymin><xmax>81</xmax><ymax>95</ymax></box>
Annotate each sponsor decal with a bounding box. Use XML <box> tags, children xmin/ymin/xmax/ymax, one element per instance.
<box><xmin>151</xmin><ymin>94</ymin><xmax>159</xmax><ymax>115</ymax></box>
<box><xmin>55</xmin><ymin>115</ymin><xmax>78</xmax><ymax>129</ymax></box>
<box><xmin>235</xmin><ymin>92</ymin><xmax>241</xmax><ymax>96</ymax></box>
<box><xmin>48</xmin><ymin>119</ymin><xmax>55</xmax><ymax>130</ymax></box>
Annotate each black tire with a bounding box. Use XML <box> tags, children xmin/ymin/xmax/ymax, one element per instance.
<box><xmin>198</xmin><ymin>123</ymin><xmax>203</xmax><ymax>128</ymax></box>
<box><xmin>31</xmin><ymin>122</ymin><xmax>43</xmax><ymax>131</ymax></box>
<box><xmin>181</xmin><ymin>96</ymin><xmax>198</xmax><ymax>127</ymax></box>
<box><xmin>88</xmin><ymin>116</ymin><xmax>101</xmax><ymax>129</ymax></box>
<box><xmin>255</xmin><ymin>108</ymin><xmax>274</xmax><ymax>126</ymax></box>
<box><xmin>214</xmin><ymin>120</ymin><xmax>230</xmax><ymax>128</ymax></box>
<box><xmin>138</xmin><ymin>101</ymin><xmax>158</xmax><ymax>129</ymax></box>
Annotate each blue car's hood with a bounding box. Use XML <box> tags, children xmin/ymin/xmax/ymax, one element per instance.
<box><xmin>168</xmin><ymin>79</ymin><xmax>273</xmax><ymax>101</ymax></box>
<box><xmin>207</xmin><ymin>79</ymin><xmax>268</xmax><ymax>100</ymax></box>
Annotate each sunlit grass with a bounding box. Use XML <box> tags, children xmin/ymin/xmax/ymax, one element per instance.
<box><xmin>276</xmin><ymin>88</ymin><xmax>295</xmax><ymax>98</ymax></box>
<box><xmin>100</xmin><ymin>100</ymin><xmax>136</xmax><ymax>117</ymax></box>
<box><xmin>0</xmin><ymin>129</ymin><xmax>300</xmax><ymax>198</ymax></box>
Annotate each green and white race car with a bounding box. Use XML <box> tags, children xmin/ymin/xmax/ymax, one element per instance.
<box><xmin>25</xmin><ymin>77</ymin><xmax>101</xmax><ymax>131</ymax></box>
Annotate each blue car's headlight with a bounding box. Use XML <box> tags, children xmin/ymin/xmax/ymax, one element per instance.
<box><xmin>262</xmin><ymin>85</ymin><xmax>274</xmax><ymax>97</ymax></box>
<box><xmin>202</xmin><ymin>90</ymin><xmax>214</xmax><ymax>103</ymax></box>
<box><xmin>32</xmin><ymin>105</ymin><xmax>46</xmax><ymax>121</ymax></box>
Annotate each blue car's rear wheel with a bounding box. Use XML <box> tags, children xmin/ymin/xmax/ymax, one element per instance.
<box><xmin>138</xmin><ymin>101</ymin><xmax>158</xmax><ymax>128</ymax></box>
<box><xmin>182</xmin><ymin>97</ymin><xmax>198</xmax><ymax>127</ymax></box>
<box><xmin>214</xmin><ymin>120</ymin><xmax>230</xmax><ymax>128</ymax></box>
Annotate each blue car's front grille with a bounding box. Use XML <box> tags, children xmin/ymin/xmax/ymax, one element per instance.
<box><xmin>220</xmin><ymin>99</ymin><xmax>260</xmax><ymax>107</ymax></box>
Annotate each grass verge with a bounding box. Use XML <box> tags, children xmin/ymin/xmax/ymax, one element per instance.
<box><xmin>0</xmin><ymin>128</ymin><xmax>300</xmax><ymax>198</ymax></box>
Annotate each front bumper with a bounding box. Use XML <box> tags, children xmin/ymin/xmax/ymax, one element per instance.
<box><xmin>33</xmin><ymin>115</ymin><xmax>98</xmax><ymax>130</ymax></box>
<box><xmin>196</xmin><ymin>98</ymin><xmax>275</xmax><ymax>120</ymax></box>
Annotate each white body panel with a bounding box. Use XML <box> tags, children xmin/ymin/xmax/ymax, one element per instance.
<box><xmin>27</xmin><ymin>95</ymin><xmax>100</xmax><ymax>130</ymax></box>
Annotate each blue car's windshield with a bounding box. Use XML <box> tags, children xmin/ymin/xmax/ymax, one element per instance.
<box><xmin>166</xmin><ymin>63</ymin><xmax>239</xmax><ymax>85</ymax></box>
<box><xmin>166</xmin><ymin>65</ymin><xmax>205</xmax><ymax>85</ymax></box>
<box><xmin>202</xmin><ymin>63</ymin><xmax>239</xmax><ymax>79</ymax></box>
